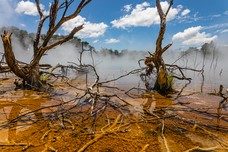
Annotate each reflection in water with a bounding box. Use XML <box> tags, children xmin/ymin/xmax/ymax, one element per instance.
<box><xmin>216</xmin><ymin>97</ymin><xmax>228</xmax><ymax>131</ymax></box>
<box><xmin>217</xmin><ymin>102</ymin><xmax>222</xmax><ymax>131</ymax></box>
<box><xmin>0</xmin><ymin>91</ymin><xmax>49</xmax><ymax>142</ymax></box>
<box><xmin>142</xmin><ymin>91</ymin><xmax>173</xmax><ymax>116</ymax></box>
<box><xmin>142</xmin><ymin>92</ymin><xmax>155</xmax><ymax>115</ymax></box>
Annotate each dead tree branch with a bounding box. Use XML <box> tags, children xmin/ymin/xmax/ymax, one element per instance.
<box><xmin>77</xmin><ymin>114</ymin><xmax>122</xmax><ymax>152</ymax></box>
<box><xmin>142</xmin><ymin>0</ymin><xmax>174</xmax><ymax>93</ymax></box>
<box><xmin>1</xmin><ymin>0</ymin><xmax>92</xmax><ymax>90</ymax></box>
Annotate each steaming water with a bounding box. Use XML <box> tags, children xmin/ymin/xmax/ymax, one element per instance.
<box><xmin>163</xmin><ymin>48</ymin><xmax>228</xmax><ymax>91</ymax></box>
<box><xmin>1</xmin><ymin>35</ymin><xmax>228</xmax><ymax>91</ymax></box>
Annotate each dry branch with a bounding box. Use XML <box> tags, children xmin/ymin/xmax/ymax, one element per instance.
<box><xmin>1</xmin><ymin>0</ymin><xmax>92</xmax><ymax>89</ymax></box>
<box><xmin>184</xmin><ymin>146</ymin><xmax>221</xmax><ymax>152</ymax></box>
<box><xmin>77</xmin><ymin>114</ymin><xmax>122</xmax><ymax>152</ymax></box>
<box><xmin>0</xmin><ymin>142</ymin><xmax>31</xmax><ymax>146</ymax></box>
<box><xmin>139</xmin><ymin>144</ymin><xmax>150</xmax><ymax>152</ymax></box>
<box><xmin>142</xmin><ymin>0</ymin><xmax>174</xmax><ymax>93</ymax></box>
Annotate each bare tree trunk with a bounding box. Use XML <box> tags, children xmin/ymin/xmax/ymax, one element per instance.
<box><xmin>1</xmin><ymin>0</ymin><xmax>92</xmax><ymax>90</ymax></box>
<box><xmin>1</xmin><ymin>32</ymin><xmax>27</xmax><ymax>78</ymax></box>
<box><xmin>145</xmin><ymin>0</ymin><xmax>173</xmax><ymax>93</ymax></box>
<box><xmin>1</xmin><ymin>31</ymin><xmax>43</xmax><ymax>89</ymax></box>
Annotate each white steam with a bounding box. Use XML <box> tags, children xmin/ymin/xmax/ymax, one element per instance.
<box><xmin>1</xmin><ymin>33</ymin><xmax>228</xmax><ymax>91</ymax></box>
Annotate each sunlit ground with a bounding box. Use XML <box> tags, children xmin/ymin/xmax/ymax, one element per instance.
<box><xmin>0</xmin><ymin>45</ymin><xmax>228</xmax><ymax>151</ymax></box>
<box><xmin>0</xmin><ymin>67</ymin><xmax>227</xmax><ymax>152</ymax></box>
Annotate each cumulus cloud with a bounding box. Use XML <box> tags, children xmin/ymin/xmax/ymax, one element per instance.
<box><xmin>105</xmin><ymin>38</ymin><xmax>120</xmax><ymax>44</ymax></box>
<box><xmin>111</xmin><ymin>1</ymin><xmax>180</xmax><ymax>29</ymax></box>
<box><xmin>15</xmin><ymin>0</ymin><xmax>48</xmax><ymax>16</ymax></box>
<box><xmin>172</xmin><ymin>26</ymin><xmax>217</xmax><ymax>45</ymax></box>
<box><xmin>123</xmin><ymin>4</ymin><xmax>132</xmax><ymax>12</ymax></box>
<box><xmin>15</xmin><ymin>0</ymin><xmax>39</xmax><ymax>16</ymax></box>
<box><xmin>181</xmin><ymin>9</ymin><xmax>190</xmax><ymax>16</ymax></box>
<box><xmin>177</xmin><ymin>5</ymin><xmax>183</xmax><ymax>11</ymax></box>
<box><xmin>62</xmin><ymin>15</ymin><xmax>108</xmax><ymax>38</ymax></box>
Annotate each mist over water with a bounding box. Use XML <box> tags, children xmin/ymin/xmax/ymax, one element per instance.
<box><xmin>163</xmin><ymin>46</ymin><xmax>228</xmax><ymax>91</ymax></box>
<box><xmin>1</xmin><ymin>32</ymin><xmax>228</xmax><ymax>91</ymax></box>
<box><xmin>40</xmin><ymin>43</ymin><xmax>145</xmax><ymax>85</ymax></box>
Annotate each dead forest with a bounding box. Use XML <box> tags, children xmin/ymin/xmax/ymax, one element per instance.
<box><xmin>0</xmin><ymin>0</ymin><xmax>228</xmax><ymax>152</ymax></box>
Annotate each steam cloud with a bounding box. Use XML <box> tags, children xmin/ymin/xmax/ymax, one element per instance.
<box><xmin>1</xmin><ymin>31</ymin><xmax>228</xmax><ymax>90</ymax></box>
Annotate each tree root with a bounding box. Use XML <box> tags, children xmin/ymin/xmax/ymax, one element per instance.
<box><xmin>42</xmin><ymin>144</ymin><xmax>57</xmax><ymax>152</ymax></box>
<box><xmin>40</xmin><ymin>129</ymin><xmax>58</xmax><ymax>152</ymax></box>
<box><xmin>192</xmin><ymin>124</ymin><xmax>228</xmax><ymax>148</ymax></box>
<box><xmin>192</xmin><ymin>124</ymin><xmax>212</xmax><ymax>135</ymax></box>
<box><xmin>0</xmin><ymin>142</ymin><xmax>33</xmax><ymax>151</ymax></box>
<box><xmin>0</xmin><ymin>142</ymin><xmax>31</xmax><ymax>146</ymax></box>
<box><xmin>77</xmin><ymin>114</ymin><xmax>122</xmax><ymax>152</ymax></box>
<box><xmin>184</xmin><ymin>146</ymin><xmax>221</xmax><ymax>152</ymax></box>
<box><xmin>161</xmin><ymin>119</ymin><xmax>170</xmax><ymax>152</ymax></box>
<box><xmin>139</xmin><ymin>144</ymin><xmax>150</xmax><ymax>152</ymax></box>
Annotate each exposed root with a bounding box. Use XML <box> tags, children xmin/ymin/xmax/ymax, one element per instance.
<box><xmin>0</xmin><ymin>142</ymin><xmax>34</xmax><ymax>151</ymax></box>
<box><xmin>139</xmin><ymin>144</ymin><xmax>150</xmax><ymax>152</ymax></box>
<box><xmin>0</xmin><ymin>142</ymin><xmax>31</xmax><ymax>146</ymax></box>
<box><xmin>42</xmin><ymin>144</ymin><xmax>57</xmax><ymax>152</ymax></box>
<box><xmin>41</xmin><ymin>129</ymin><xmax>58</xmax><ymax>152</ymax></box>
<box><xmin>41</xmin><ymin>129</ymin><xmax>56</xmax><ymax>141</ymax></box>
<box><xmin>22</xmin><ymin>144</ymin><xmax>33</xmax><ymax>151</ymax></box>
<box><xmin>161</xmin><ymin>119</ymin><xmax>170</xmax><ymax>152</ymax></box>
<box><xmin>192</xmin><ymin>124</ymin><xmax>212</xmax><ymax>135</ymax></box>
<box><xmin>77</xmin><ymin>114</ymin><xmax>122</xmax><ymax>152</ymax></box>
<box><xmin>63</xmin><ymin>118</ymin><xmax>75</xmax><ymax>130</ymax></box>
<box><xmin>192</xmin><ymin>124</ymin><xmax>228</xmax><ymax>148</ymax></box>
<box><xmin>184</xmin><ymin>146</ymin><xmax>221</xmax><ymax>152</ymax></box>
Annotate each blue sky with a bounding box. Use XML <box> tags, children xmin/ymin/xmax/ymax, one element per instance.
<box><xmin>1</xmin><ymin>0</ymin><xmax>228</xmax><ymax>51</ymax></box>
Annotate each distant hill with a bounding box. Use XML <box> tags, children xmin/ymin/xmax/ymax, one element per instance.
<box><xmin>0</xmin><ymin>26</ymin><xmax>86</xmax><ymax>53</ymax></box>
<box><xmin>0</xmin><ymin>26</ymin><xmax>147</xmax><ymax>59</ymax></box>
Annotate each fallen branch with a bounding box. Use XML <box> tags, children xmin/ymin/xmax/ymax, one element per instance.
<box><xmin>139</xmin><ymin>144</ymin><xmax>150</xmax><ymax>152</ymax></box>
<box><xmin>77</xmin><ymin>114</ymin><xmax>122</xmax><ymax>152</ymax></box>
<box><xmin>0</xmin><ymin>142</ymin><xmax>31</xmax><ymax>146</ymax></box>
<box><xmin>184</xmin><ymin>146</ymin><xmax>221</xmax><ymax>152</ymax></box>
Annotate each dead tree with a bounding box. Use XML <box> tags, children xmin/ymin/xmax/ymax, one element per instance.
<box><xmin>1</xmin><ymin>0</ymin><xmax>92</xmax><ymax>90</ymax></box>
<box><xmin>144</xmin><ymin>0</ymin><xmax>173</xmax><ymax>93</ymax></box>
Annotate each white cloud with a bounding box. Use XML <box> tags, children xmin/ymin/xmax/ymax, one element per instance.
<box><xmin>15</xmin><ymin>0</ymin><xmax>48</xmax><ymax>16</ymax></box>
<box><xmin>212</xmin><ymin>14</ymin><xmax>221</xmax><ymax>18</ymax></box>
<box><xmin>105</xmin><ymin>38</ymin><xmax>120</xmax><ymax>44</ymax></box>
<box><xmin>203</xmin><ymin>23</ymin><xmax>228</xmax><ymax>30</ymax></box>
<box><xmin>15</xmin><ymin>0</ymin><xmax>39</xmax><ymax>16</ymax></box>
<box><xmin>181</xmin><ymin>9</ymin><xmax>190</xmax><ymax>16</ymax></box>
<box><xmin>123</xmin><ymin>4</ymin><xmax>132</xmax><ymax>12</ymax></box>
<box><xmin>93</xmin><ymin>40</ymin><xmax>99</xmax><ymax>44</ymax></box>
<box><xmin>221</xmin><ymin>29</ymin><xmax>228</xmax><ymax>33</ymax></box>
<box><xmin>20</xmin><ymin>23</ymin><xmax>26</xmax><ymax>27</ymax></box>
<box><xmin>177</xmin><ymin>5</ymin><xmax>183</xmax><ymax>11</ymax></box>
<box><xmin>62</xmin><ymin>15</ymin><xmax>108</xmax><ymax>38</ymax></box>
<box><xmin>111</xmin><ymin>1</ymin><xmax>180</xmax><ymax>29</ymax></box>
<box><xmin>172</xmin><ymin>26</ymin><xmax>217</xmax><ymax>45</ymax></box>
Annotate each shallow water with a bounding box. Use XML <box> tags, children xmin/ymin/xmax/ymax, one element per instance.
<box><xmin>0</xmin><ymin>76</ymin><xmax>227</xmax><ymax>151</ymax></box>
